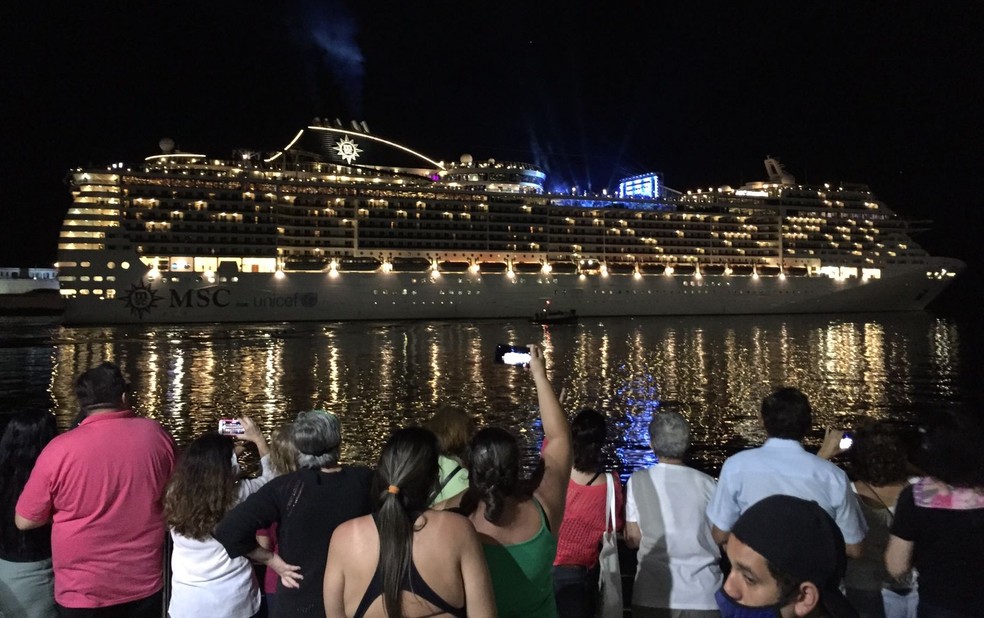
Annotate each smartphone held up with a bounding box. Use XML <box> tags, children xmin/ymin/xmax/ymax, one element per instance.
<box><xmin>839</xmin><ymin>432</ymin><xmax>854</xmax><ymax>451</ymax></box>
<box><xmin>218</xmin><ymin>419</ymin><xmax>245</xmax><ymax>436</ymax></box>
<box><xmin>494</xmin><ymin>344</ymin><xmax>532</xmax><ymax>367</ymax></box>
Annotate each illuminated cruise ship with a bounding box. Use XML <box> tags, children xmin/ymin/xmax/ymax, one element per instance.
<box><xmin>55</xmin><ymin>121</ymin><xmax>964</xmax><ymax>324</ymax></box>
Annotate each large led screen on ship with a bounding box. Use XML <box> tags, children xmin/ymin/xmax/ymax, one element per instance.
<box><xmin>618</xmin><ymin>173</ymin><xmax>662</xmax><ymax>199</ymax></box>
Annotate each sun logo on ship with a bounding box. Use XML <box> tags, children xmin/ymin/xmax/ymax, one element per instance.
<box><xmin>333</xmin><ymin>136</ymin><xmax>362</xmax><ymax>164</ymax></box>
<box><xmin>120</xmin><ymin>281</ymin><xmax>163</xmax><ymax>319</ymax></box>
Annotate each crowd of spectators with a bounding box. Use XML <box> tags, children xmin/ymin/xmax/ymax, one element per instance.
<box><xmin>2</xmin><ymin>355</ymin><xmax>983</xmax><ymax>618</ymax></box>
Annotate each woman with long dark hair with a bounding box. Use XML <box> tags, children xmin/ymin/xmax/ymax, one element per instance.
<box><xmin>0</xmin><ymin>411</ymin><xmax>58</xmax><ymax>618</ymax></box>
<box><xmin>886</xmin><ymin>411</ymin><xmax>984</xmax><ymax>618</ymax></box>
<box><xmin>164</xmin><ymin>418</ymin><xmax>274</xmax><ymax>618</ymax></box>
<box><xmin>323</xmin><ymin>426</ymin><xmax>494</xmax><ymax>617</ymax></box>
<box><xmin>459</xmin><ymin>343</ymin><xmax>572</xmax><ymax>617</ymax></box>
<box><xmin>552</xmin><ymin>408</ymin><xmax>625</xmax><ymax>617</ymax></box>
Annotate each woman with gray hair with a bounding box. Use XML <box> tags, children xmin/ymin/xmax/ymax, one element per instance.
<box><xmin>624</xmin><ymin>410</ymin><xmax>722</xmax><ymax>618</ymax></box>
<box><xmin>215</xmin><ymin>410</ymin><xmax>373</xmax><ymax>617</ymax></box>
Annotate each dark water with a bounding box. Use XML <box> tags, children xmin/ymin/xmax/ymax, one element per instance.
<box><xmin>1</xmin><ymin>312</ymin><xmax>980</xmax><ymax>479</ymax></box>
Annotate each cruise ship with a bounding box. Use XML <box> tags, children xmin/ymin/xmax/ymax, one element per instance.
<box><xmin>55</xmin><ymin>121</ymin><xmax>964</xmax><ymax>324</ymax></box>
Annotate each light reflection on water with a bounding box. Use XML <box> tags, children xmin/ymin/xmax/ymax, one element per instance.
<box><xmin>0</xmin><ymin>314</ymin><xmax>969</xmax><ymax>478</ymax></box>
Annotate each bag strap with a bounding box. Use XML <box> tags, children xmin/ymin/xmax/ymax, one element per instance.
<box><xmin>429</xmin><ymin>464</ymin><xmax>463</xmax><ymax>503</ymax></box>
<box><xmin>587</xmin><ymin>471</ymin><xmax>602</xmax><ymax>486</ymax></box>
<box><xmin>605</xmin><ymin>472</ymin><xmax>617</xmax><ymax>533</ymax></box>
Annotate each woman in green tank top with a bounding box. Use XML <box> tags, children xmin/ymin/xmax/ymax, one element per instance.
<box><xmin>459</xmin><ymin>344</ymin><xmax>572</xmax><ymax>618</ymax></box>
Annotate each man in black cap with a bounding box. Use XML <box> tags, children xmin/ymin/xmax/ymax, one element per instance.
<box><xmin>716</xmin><ymin>494</ymin><xmax>859</xmax><ymax>618</ymax></box>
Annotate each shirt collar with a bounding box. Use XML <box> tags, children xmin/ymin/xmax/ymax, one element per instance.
<box><xmin>762</xmin><ymin>437</ymin><xmax>805</xmax><ymax>450</ymax></box>
<box><xmin>79</xmin><ymin>409</ymin><xmax>136</xmax><ymax>426</ymax></box>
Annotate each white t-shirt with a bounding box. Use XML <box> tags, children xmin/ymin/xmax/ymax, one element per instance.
<box><xmin>626</xmin><ymin>463</ymin><xmax>722</xmax><ymax>610</ymax></box>
<box><xmin>168</xmin><ymin>533</ymin><xmax>260</xmax><ymax>618</ymax></box>
<box><xmin>168</xmin><ymin>454</ymin><xmax>273</xmax><ymax>617</ymax></box>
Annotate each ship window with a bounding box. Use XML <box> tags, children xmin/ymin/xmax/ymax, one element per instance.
<box><xmin>121</xmin><ymin>262</ymin><xmax>130</xmax><ymax>269</ymax></box>
<box><xmin>81</xmin><ymin>261</ymin><xmax>91</xmax><ymax>267</ymax></box>
<box><xmin>107</xmin><ymin>262</ymin><xmax>115</xmax><ymax>269</ymax></box>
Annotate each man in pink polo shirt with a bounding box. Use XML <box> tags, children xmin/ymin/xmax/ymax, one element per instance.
<box><xmin>16</xmin><ymin>362</ymin><xmax>175</xmax><ymax>617</ymax></box>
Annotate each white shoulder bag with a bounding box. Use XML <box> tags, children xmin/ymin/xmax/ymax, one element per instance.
<box><xmin>597</xmin><ymin>472</ymin><xmax>623</xmax><ymax>618</ymax></box>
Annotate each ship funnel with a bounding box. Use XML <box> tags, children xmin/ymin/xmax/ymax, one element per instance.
<box><xmin>360</xmin><ymin>120</ymin><xmax>370</xmax><ymax>134</ymax></box>
<box><xmin>764</xmin><ymin>157</ymin><xmax>796</xmax><ymax>185</ymax></box>
<box><xmin>351</xmin><ymin>120</ymin><xmax>361</xmax><ymax>131</ymax></box>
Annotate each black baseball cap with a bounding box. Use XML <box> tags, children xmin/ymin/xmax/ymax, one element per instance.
<box><xmin>732</xmin><ymin>494</ymin><xmax>858</xmax><ymax>618</ymax></box>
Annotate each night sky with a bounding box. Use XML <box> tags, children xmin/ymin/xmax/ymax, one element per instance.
<box><xmin>3</xmin><ymin>2</ymin><xmax>982</xmax><ymax>304</ymax></box>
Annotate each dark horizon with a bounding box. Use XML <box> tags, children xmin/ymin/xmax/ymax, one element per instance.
<box><xmin>3</xmin><ymin>2</ymin><xmax>982</xmax><ymax>306</ymax></box>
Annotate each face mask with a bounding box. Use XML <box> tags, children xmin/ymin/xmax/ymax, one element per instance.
<box><xmin>715</xmin><ymin>588</ymin><xmax>783</xmax><ymax>618</ymax></box>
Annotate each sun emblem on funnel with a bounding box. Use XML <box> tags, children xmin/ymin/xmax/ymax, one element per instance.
<box><xmin>120</xmin><ymin>280</ymin><xmax>163</xmax><ymax>319</ymax></box>
<box><xmin>333</xmin><ymin>136</ymin><xmax>362</xmax><ymax>164</ymax></box>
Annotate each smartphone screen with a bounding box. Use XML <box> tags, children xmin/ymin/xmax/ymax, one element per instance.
<box><xmin>494</xmin><ymin>344</ymin><xmax>531</xmax><ymax>366</ymax></box>
<box><xmin>218</xmin><ymin>419</ymin><xmax>245</xmax><ymax>435</ymax></box>
<box><xmin>839</xmin><ymin>432</ymin><xmax>854</xmax><ymax>450</ymax></box>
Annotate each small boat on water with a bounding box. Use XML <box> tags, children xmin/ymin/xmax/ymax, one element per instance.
<box><xmin>531</xmin><ymin>309</ymin><xmax>577</xmax><ymax>325</ymax></box>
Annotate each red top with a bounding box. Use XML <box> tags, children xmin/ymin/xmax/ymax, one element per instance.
<box><xmin>16</xmin><ymin>410</ymin><xmax>175</xmax><ymax>608</ymax></box>
<box><xmin>256</xmin><ymin>522</ymin><xmax>280</xmax><ymax>594</ymax></box>
<box><xmin>553</xmin><ymin>473</ymin><xmax>625</xmax><ymax>567</ymax></box>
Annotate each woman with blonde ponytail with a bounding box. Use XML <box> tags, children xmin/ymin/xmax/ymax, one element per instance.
<box><xmin>323</xmin><ymin>427</ymin><xmax>495</xmax><ymax>617</ymax></box>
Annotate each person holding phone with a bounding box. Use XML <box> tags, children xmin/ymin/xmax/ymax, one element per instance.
<box><xmin>458</xmin><ymin>343</ymin><xmax>572</xmax><ymax>617</ymax></box>
<box><xmin>821</xmin><ymin>422</ymin><xmax>917</xmax><ymax>618</ymax></box>
<box><xmin>164</xmin><ymin>430</ymin><xmax>273</xmax><ymax>618</ymax></box>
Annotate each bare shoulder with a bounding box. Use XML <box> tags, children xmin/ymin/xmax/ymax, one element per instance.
<box><xmin>331</xmin><ymin>513</ymin><xmax>377</xmax><ymax>547</ymax></box>
<box><xmin>421</xmin><ymin>509</ymin><xmax>473</xmax><ymax>534</ymax></box>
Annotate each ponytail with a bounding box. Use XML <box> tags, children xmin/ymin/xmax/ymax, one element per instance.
<box><xmin>372</xmin><ymin>427</ymin><xmax>440</xmax><ymax>618</ymax></box>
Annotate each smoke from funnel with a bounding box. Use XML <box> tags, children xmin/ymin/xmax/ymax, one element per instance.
<box><xmin>295</xmin><ymin>0</ymin><xmax>365</xmax><ymax>117</ymax></box>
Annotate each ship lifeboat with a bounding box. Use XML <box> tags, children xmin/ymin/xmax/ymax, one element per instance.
<box><xmin>390</xmin><ymin>258</ymin><xmax>432</xmax><ymax>272</ymax></box>
<box><xmin>729</xmin><ymin>265</ymin><xmax>755</xmax><ymax>276</ymax></box>
<box><xmin>639</xmin><ymin>263</ymin><xmax>666</xmax><ymax>275</ymax></box>
<box><xmin>672</xmin><ymin>264</ymin><xmax>696</xmax><ymax>276</ymax></box>
<box><xmin>758</xmin><ymin>266</ymin><xmax>782</xmax><ymax>277</ymax></box>
<box><xmin>701</xmin><ymin>265</ymin><xmax>727</xmax><ymax>276</ymax></box>
<box><xmin>549</xmin><ymin>262</ymin><xmax>578</xmax><ymax>274</ymax></box>
<box><xmin>513</xmin><ymin>262</ymin><xmax>543</xmax><ymax>274</ymax></box>
<box><xmin>337</xmin><ymin>257</ymin><xmax>382</xmax><ymax>272</ymax></box>
<box><xmin>285</xmin><ymin>258</ymin><xmax>328</xmax><ymax>271</ymax></box>
<box><xmin>786</xmin><ymin>266</ymin><xmax>809</xmax><ymax>277</ymax></box>
<box><xmin>606</xmin><ymin>263</ymin><xmax>636</xmax><ymax>275</ymax></box>
<box><xmin>438</xmin><ymin>261</ymin><xmax>470</xmax><ymax>273</ymax></box>
<box><xmin>479</xmin><ymin>262</ymin><xmax>509</xmax><ymax>273</ymax></box>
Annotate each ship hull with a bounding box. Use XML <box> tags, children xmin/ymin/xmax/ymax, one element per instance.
<box><xmin>61</xmin><ymin>255</ymin><xmax>964</xmax><ymax>325</ymax></box>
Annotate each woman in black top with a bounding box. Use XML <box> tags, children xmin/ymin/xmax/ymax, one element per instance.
<box><xmin>215</xmin><ymin>410</ymin><xmax>373</xmax><ymax>617</ymax></box>
<box><xmin>886</xmin><ymin>411</ymin><xmax>984</xmax><ymax>618</ymax></box>
<box><xmin>0</xmin><ymin>411</ymin><xmax>58</xmax><ymax>618</ymax></box>
<box><xmin>323</xmin><ymin>427</ymin><xmax>494</xmax><ymax>618</ymax></box>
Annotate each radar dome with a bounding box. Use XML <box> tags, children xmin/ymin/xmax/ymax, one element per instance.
<box><xmin>460</xmin><ymin>154</ymin><xmax>473</xmax><ymax>165</ymax></box>
<box><xmin>158</xmin><ymin>138</ymin><xmax>175</xmax><ymax>153</ymax></box>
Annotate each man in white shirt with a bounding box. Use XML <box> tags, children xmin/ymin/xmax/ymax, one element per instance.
<box><xmin>706</xmin><ymin>387</ymin><xmax>866</xmax><ymax>558</ymax></box>
<box><xmin>626</xmin><ymin>411</ymin><xmax>722</xmax><ymax>618</ymax></box>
